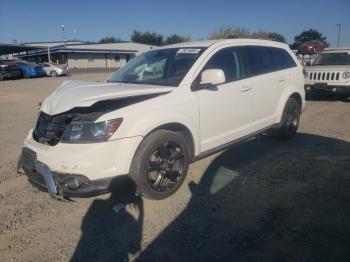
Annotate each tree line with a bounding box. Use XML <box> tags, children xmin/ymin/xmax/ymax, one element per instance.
<box><xmin>99</xmin><ymin>31</ymin><xmax>191</xmax><ymax>46</ymax></box>
<box><xmin>99</xmin><ymin>27</ymin><xmax>329</xmax><ymax>50</ymax></box>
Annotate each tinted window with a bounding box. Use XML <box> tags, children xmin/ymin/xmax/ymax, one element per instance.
<box><xmin>239</xmin><ymin>46</ymin><xmax>275</xmax><ymax>76</ymax></box>
<box><xmin>202</xmin><ymin>47</ymin><xmax>244</xmax><ymax>83</ymax></box>
<box><xmin>271</xmin><ymin>47</ymin><xmax>296</xmax><ymax>69</ymax></box>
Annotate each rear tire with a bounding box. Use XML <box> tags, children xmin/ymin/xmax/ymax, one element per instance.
<box><xmin>272</xmin><ymin>97</ymin><xmax>301</xmax><ymax>140</ymax></box>
<box><xmin>129</xmin><ymin>129</ymin><xmax>190</xmax><ymax>200</ymax></box>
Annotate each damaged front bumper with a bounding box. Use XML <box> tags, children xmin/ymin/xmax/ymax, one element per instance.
<box><xmin>19</xmin><ymin>130</ymin><xmax>143</xmax><ymax>199</ymax></box>
<box><xmin>19</xmin><ymin>148</ymin><xmax>113</xmax><ymax>198</ymax></box>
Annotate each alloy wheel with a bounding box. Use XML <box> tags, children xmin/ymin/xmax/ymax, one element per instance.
<box><xmin>146</xmin><ymin>141</ymin><xmax>185</xmax><ymax>192</ymax></box>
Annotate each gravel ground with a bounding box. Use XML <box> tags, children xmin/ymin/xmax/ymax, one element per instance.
<box><xmin>0</xmin><ymin>74</ymin><xmax>349</xmax><ymax>261</ymax></box>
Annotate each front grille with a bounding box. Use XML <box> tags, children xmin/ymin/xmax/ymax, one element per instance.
<box><xmin>33</xmin><ymin>112</ymin><xmax>70</xmax><ymax>145</ymax></box>
<box><xmin>309</xmin><ymin>71</ymin><xmax>340</xmax><ymax>81</ymax></box>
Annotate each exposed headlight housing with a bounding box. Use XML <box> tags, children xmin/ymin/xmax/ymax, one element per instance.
<box><xmin>61</xmin><ymin>118</ymin><xmax>123</xmax><ymax>143</ymax></box>
<box><xmin>342</xmin><ymin>71</ymin><xmax>350</xmax><ymax>79</ymax></box>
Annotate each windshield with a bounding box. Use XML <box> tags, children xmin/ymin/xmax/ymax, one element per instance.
<box><xmin>108</xmin><ymin>47</ymin><xmax>205</xmax><ymax>86</ymax></box>
<box><xmin>313</xmin><ymin>52</ymin><xmax>350</xmax><ymax>65</ymax></box>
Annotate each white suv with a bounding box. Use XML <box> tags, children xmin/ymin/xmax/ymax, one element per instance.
<box><xmin>304</xmin><ymin>49</ymin><xmax>350</xmax><ymax>96</ymax></box>
<box><xmin>19</xmin><ymin>39</ymin><xmax>305</xmax><ymax>200</ymax></box>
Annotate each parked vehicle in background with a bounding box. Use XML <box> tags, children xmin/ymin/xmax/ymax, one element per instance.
<box><xmin>298</xmin><ymin>40</ymin><xmax>325</xmax><ymax>54</ymax></box>
<box><xmin>39</xmin><ymin>63</ymin><xmax>69</xmax><ymax>77</ymax></box>
<box><xmin>14</xmin><ymin>61</ymin><xmax>46</xmax><ymax>78</ymax></box>
<box><xmin>0</xmin><ymin>60</ymin><xmax>21</xmax><ymax>80</ymax></box>
<box><xmin>19</xmin><ymin>39</ymin><xmax>305</xmax><ymax>200</ymax></box>
<box><xmin>304</xmin><ymin>49</ymin><xmax>350</xmax><ymax>96</ymax></box>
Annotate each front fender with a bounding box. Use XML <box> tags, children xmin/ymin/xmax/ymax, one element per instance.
<box><xmin>126</xmin><ymin>112</ymin><xmax>201</xmax><ymax>156</ymax></box>
<box><xmin>109</xmin><ymin>109</ymin><xmax>201</xmax><ymax>156</ymax></box>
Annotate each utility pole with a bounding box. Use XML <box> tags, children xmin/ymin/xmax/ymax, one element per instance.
<box><xmin>337</xmin><ymin>24</ymin><xmax>341</xmax><ymax>48</ymax></box>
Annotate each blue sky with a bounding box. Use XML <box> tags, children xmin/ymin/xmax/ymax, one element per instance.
<box><xmin>0</xmin><ymin>0</ymin><xmax>349</xmax><ymax>47</ymax></box>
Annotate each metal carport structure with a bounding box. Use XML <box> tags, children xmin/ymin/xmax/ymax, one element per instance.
<box><xmin>0</xmin><ymin>43</ymin><xmax>47</xmax><ymax>60</ymax></box>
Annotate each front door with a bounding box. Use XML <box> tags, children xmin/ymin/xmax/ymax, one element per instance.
<box><xmin>195</xmin><ymin>47</ymin><xmax>254</xmax><ymax>152</ymax></box>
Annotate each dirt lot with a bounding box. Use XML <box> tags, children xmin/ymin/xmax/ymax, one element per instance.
<box><xmin>0</xmin><ymin>74</ymin><xmax>349</xmax><ymax>261</ymax></box>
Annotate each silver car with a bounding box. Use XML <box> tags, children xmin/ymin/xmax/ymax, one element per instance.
<box><xmin>39</xmin><ymin>63</ymin><xmax>69</xmax><ymax>77</ymax></box>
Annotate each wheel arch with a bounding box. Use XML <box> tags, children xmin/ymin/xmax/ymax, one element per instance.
<box><xmin>275</xmin><ymin>85</ymin><xmax>305</xmax><ymax>124</ymax></box>
<box><xmin>290</xmin><ymin>92</ymin><xmax>303</xmax><ymax>108</ymax></box>
<box><xmin>146</xmin><ymin>122</ymin><xmax>196</xmax><ymax>162</ymax></box>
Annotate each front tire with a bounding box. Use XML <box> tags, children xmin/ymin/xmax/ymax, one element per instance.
<box><xmin>272</xmin><ymin>97</ymin><xmax>301</xmax><ymax>140</ymax></box>
<box><xmin>50</xmin><ymin>70</ymin><xmax>58</xmax><ymax>77</ymax></box>
<box><xmin>129</xmin><ymin>129</ymin><xmax>190</xmax><ymax>200</ymax></box>
<box><xmin>23</xmin><ymin>73</ymin><xmax>30</xmax><ymax>79</ymax></box>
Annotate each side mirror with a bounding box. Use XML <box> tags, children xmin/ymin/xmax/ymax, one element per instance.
<box><xmin>200</xmin><ymin>69</ymin><xmax>225</xmax><ymax>86</ymax></box>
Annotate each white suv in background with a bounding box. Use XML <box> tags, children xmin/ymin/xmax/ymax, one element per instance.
<box><xmin>19</xmin><ymin>39</ymin><xmax>305</xmax><ymax>200</ymax></box>
<box><xmin>304</xmin><ymin>49</ymin><xmax>350</xmax><ymax>96</ymax></box>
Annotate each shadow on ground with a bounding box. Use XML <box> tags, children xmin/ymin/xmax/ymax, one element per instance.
<box><xmin>139</xmin><ymin>133</ymin><xmax>350</xmax><ymax>261</ymax></box>
<box><xmin>71</xmin><ymin>176</ymin><xmax>143</xmax><ymax>262</ymax></box>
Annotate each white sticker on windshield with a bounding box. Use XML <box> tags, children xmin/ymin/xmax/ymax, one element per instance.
<box><xmin>177</xmin><ymin>48</ymin><xmax>201</xmax><ymax>54</ymax></box>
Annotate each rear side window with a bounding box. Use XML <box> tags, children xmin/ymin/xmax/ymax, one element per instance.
<box><xmin>270</xmin><ymin>47</ymin><xmax>296</xmax><ymax>69</ymax></box>
<box><xmin>202</xmin><ymin>47</ymin><xmax>245</xmax><ymax>83</ymax></box>
<box><xmin>239</xmin><ymin>46</ymin><xmax>275</xmax><ymax>76</ymax></box>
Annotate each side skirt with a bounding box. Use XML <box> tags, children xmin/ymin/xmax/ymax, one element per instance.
<box><xmin>194</xmin><ymin>124</ymin><xmax>280</xmax><ymax>161</ymax></box>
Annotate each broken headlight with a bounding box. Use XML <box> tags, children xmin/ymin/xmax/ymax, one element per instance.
<box><xmin>61</xmin><ymin>118</ymin><xmax>123</xmax><ymax>143</ymax></box>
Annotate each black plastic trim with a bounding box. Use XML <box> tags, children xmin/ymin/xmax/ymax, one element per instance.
<box><xmin>23</xmin><ymin>167</ymin><xmax>119</xmax><ymax>198</ymax></box>
<box><xmin>194</xmin><ymin>124</ymin><xmax>279</xmax><ymax>161</ymax></box>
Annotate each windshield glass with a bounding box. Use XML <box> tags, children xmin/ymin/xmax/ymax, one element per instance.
<box><xmin>313</xmin><ymin>52</ymin><xmax>350</xmax><ymax>65</ymax></box>
<box><xmin>108</xmin><ymin>47</ymin><xmax>205</xmax><ymax>86</ymax></box>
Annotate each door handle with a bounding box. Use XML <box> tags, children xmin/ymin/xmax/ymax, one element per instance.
<box><xmin>278</xmin><ymin>77</ymin><xmax>286</xmax><ymax>82</ymax></box>
<box><xmin>240</xmin><ymin>86</ymin><xmax>252</xmax><ymax>92</ymax></box>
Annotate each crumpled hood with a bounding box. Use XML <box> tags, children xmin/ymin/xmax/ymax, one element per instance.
<box><xmin>41</xmin><ymin>80</ymin><xmax>174</xmax><ymax>115</ymax></box>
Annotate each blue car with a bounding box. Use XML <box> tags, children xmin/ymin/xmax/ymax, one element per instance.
<box><xmin>15</xmin><ymin>61</ymin><xmax>46</xmax><ymax>78</ymax></box>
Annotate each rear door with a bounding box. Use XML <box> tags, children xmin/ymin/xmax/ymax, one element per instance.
<box><xmin>238</xmin><ymin>46</ymin><xmax>286</xmax><ymax>130</ymax></box>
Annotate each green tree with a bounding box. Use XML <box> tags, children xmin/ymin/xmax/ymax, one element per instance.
<box><xmin>208</xmin><ymin>26</ymin><xmax>250</xmax><ymax>39</ymax></box>
<box><xmin>251</xmin><ymin>31</ymin><xmax>286</xmax><ymax>43</ymax></box>
<box><xmin>99</xmin><ymin>36</ymin><xmax>123</xmax><ymax>43</ymax></box>
<box><xmin>291</xmin><ymin>29</ymin><xmax>329</xmax><ymax>49</ymax></box>
<box><xmin>164</xmin><ymin>34</ymin><xmax>191</xmax><ymax>45</ymax></box>
<box><xmin>131</xmin><ymin>30</ymin><xmax>164</xmax><ymax>46</ymax></box>
<box><xmin>268</xmin><ymin>32</ymin><xmax>287</xmax><ymax>43</ymax></box>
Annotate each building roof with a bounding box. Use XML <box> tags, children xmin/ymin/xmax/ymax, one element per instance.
<box><xmin>15</xmin><ymin>42</ymin><xmax>155</xmax><ymax>58</ymax></box>
<box><xmin>22</xmin><ymin>41</ymin><xmax>88</xmax><ymax>47</ymax></box>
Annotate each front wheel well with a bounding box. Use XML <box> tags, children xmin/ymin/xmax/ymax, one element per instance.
<box><xmin>147</xmin><ymin>123</ymin><xmax>195</xmax><ymax>162</ymax></box>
